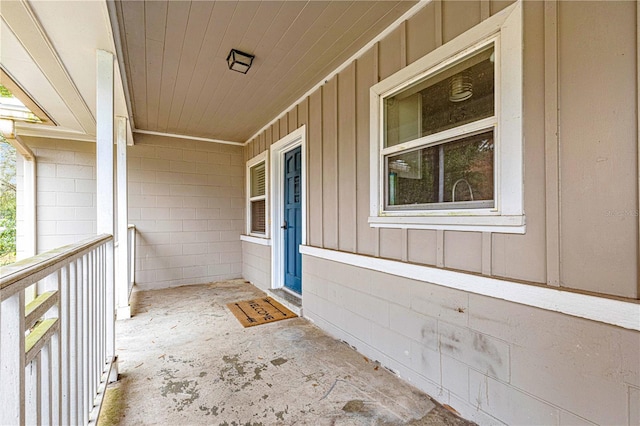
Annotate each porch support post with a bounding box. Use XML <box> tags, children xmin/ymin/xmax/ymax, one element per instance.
<box><xmin>11</xmin><ymin>136</ymin><xmax>36</xmax><ymax>259</ymax></box>
<box><xmin>96</xmin><ymin>50</ymin><xmax>116</xmax><ymax>368</ymax></box>
<box><xmin>115</xmin><ymin>116</ymin><xmax>130</xmax><ymax>320</ymax></box>
<box><xmin>11</xmin><ymin>136</ymin><xmax>37</xmax><ymax>302</ymax></box>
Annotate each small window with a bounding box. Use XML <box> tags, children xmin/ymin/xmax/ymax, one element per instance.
<box><xmin>246</xmin><ymin>152</ymin><xmax>268</xmax><ymax>236</ymax></box>
<box><xmin>369</xmin><ymin>2</ymin><xmax>524</xmax><ymax>233</ymax></box>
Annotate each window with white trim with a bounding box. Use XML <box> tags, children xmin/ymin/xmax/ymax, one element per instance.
<box><xmin>246</xmin><ymin>152</ymin><xmax>268</xmax><ymax>237</ymax></box>
<box><xmin>370</xmin><ymin>2</ymin><xmax>524</xmax><ymax>233</ymax></box>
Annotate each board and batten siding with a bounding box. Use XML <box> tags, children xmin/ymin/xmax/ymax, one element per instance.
<box><xmin>245</xmin><ymin>0</ymin><xmax>639</xmax><ymax>300</ymax></box>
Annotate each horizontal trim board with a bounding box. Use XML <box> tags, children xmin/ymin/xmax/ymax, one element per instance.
<box><xmin>15</xmin><ymin>122</ymin><xmax>97</xmax><ymax>143</ymax></box>
<box><xmin>244</xmin><ymin>0</ymin><xmax>433</xmax><ymax>144</ymax></box>
<box><xmin>133</xmin><ymin>129</ymin><xmax>243</xmax><ymax>146</ymax></box>
<box><xmin>299</xmin><ymin>245</ymin><xmax>640</xmax><ymax>331</ymax></box>
<box><xmin>240</xmin><ymin>235</ymin><xmax>272</xmax><ymax>246</ymax></box>
<box><xmin>369</xmin><ymin>215</ymin><xmax>526</xmax><ymax>234</ymax></box>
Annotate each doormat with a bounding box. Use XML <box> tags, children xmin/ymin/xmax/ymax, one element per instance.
<box><xmin>227</xmin><ymin>297</ymin><xmax>297</xmax><ymax>328</ymax></box>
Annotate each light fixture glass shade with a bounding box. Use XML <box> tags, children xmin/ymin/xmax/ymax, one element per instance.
<box><xmin>227</xmin><ymin>49</ymin><xmax>255</xmax><ymax>74</ymax></box>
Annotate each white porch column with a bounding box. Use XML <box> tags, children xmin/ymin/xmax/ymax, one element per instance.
<box><xmin>12</xmin><ymin>136</ymin><xmax>36</xmax><ymax>260</ymax></box>
<box><xmin>96</xmin><ymin>50</ymin><xmax>116</xmax><ymax>364</ymax></box>
<box><xmin>115</xmin><ymin>116</ymin><xmax>130</xmax><ymax>319</ymax></box>
<box><xmin>9</xmin><ymin>135</ymin><xmax>37</xmax><ymax>303</ymax></box>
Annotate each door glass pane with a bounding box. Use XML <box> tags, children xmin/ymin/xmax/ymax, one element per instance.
<box><xmin>384</xmin><ymin>45</ymin><xmax>495</xmax><ymax>147</ymax></box>
<box><xmin>386</xmin><ymin>130</ymin><xmax>494</xmax><ymax>208</ymax></box>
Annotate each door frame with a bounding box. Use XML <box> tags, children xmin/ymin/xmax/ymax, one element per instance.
<box><xmin>270</xmin><ymin>126</ymin><xmax>307</xmax><ymax>292</ymax></box>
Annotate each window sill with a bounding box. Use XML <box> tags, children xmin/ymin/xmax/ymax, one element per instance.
<box><xmin>368</xmin><ymin>214</ymin><xmax>525</xmax><ymax>233</ymax></box>
<box><xmin>240</xmin><ymin>235</ymin><xmax>272</xmax><ymax>246</ymax></box>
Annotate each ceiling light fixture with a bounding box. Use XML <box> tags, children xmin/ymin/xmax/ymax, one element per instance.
<box><xmin>226</xmin><ymin>49</ymin><xmax>255</xmax><ymax>74</ymax></box>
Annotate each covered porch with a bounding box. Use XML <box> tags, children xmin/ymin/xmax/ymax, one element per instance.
<box><xmin>1</xmin><ymin>1</ymin><xmax>640</xmax><ymax>425</ymax></box>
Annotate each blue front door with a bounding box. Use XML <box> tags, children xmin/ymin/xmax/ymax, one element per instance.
<box><xmin>283</xmin><ymin>147</ymin><xmax>302</xmax><ymax>294</ymax></box>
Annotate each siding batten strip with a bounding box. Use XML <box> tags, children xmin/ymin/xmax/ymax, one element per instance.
<box><xmin>480</xmin><ymin>0</ymin><xmax>490</xmax><ymax>20</ymax></box>
<box><xmin>400</xmin><ymin>21</ymin><xmax>407</xmax><ymax>68</ymax></box>
<box><xmin>335</xmin><ymin>75</ymin><xmax>340</xmax><ymax>249</ymax></box>
<box><xmin>544</xmin><ymin>0</ymin><xmax>561</xmax><ymax>287</ymax></box>
<box><xmin>637</xmin><ymin>0</ymin><xmax>640</xmax><ymax>297</ymax></box>
<box><xmin>435</xmin><ymin>0</ymin><xmax>443</xmax><ymax>48</ymax></box>
<box><xmin>320</xmin><ymin>89</ymin><xmax>325</xmax><ymax>249</ymax></box>
<box><xmin>373</xmin><ymin>42</ymin><xmax>381</xmax><ymax>258</ymax></box>
<box><xmin>352</xmin><ymin>64</ymin><xmax>358</xmax><ymax>254</ymax></box>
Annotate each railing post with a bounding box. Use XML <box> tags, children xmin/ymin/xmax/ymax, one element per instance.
<box><xmin>25</xmin><ymin>354</ymin><xmax>40</xmax><ymax>425</ymax></box>
<box><xmin>0</xmin><ymin>291</ymin><xmax>26</xmax><ymax>426</ymax></box>
<box><xmin>59</xmin><ymin>267</ymin><xmax>70</xmax><ymax>424</ymax></box>
<box><xmin>40</xmin><ymin>271</ymin><xmax>62</xmax><ymax>425</ymax></box>
<box><xmin>40</xmin><ymin>341</ymin><xmax>52</xmax><ymax>426</ymax></box>
<box><xmin>81</xmin><ymin>253</ymin><xmax>89</xmax><ymax>419</ymax></box>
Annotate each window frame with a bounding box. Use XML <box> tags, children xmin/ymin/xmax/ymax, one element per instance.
<box><xmin>369</xmin><ymin>1</ymin><xmax>524</xmax><ymax>233</ymax></box>
<box><xmin>246</xmin><ymin>151</ymin><xmax>269</xmax><ymax>238</ymax></box>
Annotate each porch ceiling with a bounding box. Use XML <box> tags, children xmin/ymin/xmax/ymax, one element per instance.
<box><xmin>115</xmin><ymin>0</ymin><xmax>418</xmax><ymax>143</ymax></box>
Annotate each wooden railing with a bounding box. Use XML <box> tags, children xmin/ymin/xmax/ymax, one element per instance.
<box><xmin>0</xmin><ymin>235</ymin><xmax>115</xmax><ymax>425</ymax></box>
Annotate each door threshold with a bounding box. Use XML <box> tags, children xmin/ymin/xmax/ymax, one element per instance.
<box><xmin>268</xmin><ymin>288</ymin><xmax>302</xmax><ymax>317</ymax></box>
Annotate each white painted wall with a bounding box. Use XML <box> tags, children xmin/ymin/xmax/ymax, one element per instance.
<box><xmin>128</xmin><ymin>133</ymin><xmax>244</xmax><ymax>290</ymax></box>
<box><xmin>16</xmin><ymin>136</ymin><xmax>97</xmax><ymax>257</ymax></box>
<box><xmin>302</xmin><ymin>254</ymin><xmax>640</xmax><ymax>426</ymax></box>
<box><xmin>241</xmin><ymin>240</ymin><xmax>271</xmax><ymax>291</ymax></box>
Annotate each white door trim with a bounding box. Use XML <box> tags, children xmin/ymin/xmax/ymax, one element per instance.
<box><xmin>270</xmin><ymin>126</ymin><xmax>307</xmax><ymax>291</ymax></box>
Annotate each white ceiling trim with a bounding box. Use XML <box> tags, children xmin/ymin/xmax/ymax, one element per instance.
<box><xmin>1</xmin><ymin>0</ymin><xmax>96</xmax><ymax>135</ymax></box>
<box><xmin>244</xmin><ymin>0</ymin><xmax>432</xmax><ymax>145</ymax></box>
<box><xmin>133</xmin><ymin>129</ymin><xmax>243</xmax><ymax>146</ymax></box>
<box><xmin>15</xmin><ymin>122</ymin><xmax>96</xmax><ymax>143</ymax></box>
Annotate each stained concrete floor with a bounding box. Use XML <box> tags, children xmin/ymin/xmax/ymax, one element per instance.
<box><xmin>99</xmin><ymin>279</ymin><xmax>474</xmax><ymax>426</ymax></box>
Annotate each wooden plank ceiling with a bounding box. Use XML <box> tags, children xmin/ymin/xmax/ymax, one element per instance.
<box><xmin>115</xmin><ymin>0</ymin><xmax>417</xmax><ymax>143</ymax></box>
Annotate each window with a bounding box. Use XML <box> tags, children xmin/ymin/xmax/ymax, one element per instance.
<box><xmin>370</xmin><ymin>2</ymin><xmax>524</xmax><ymax>233</ymax></box>
<box><xmin>246</xmin><ymin>152</ymin><xmax>268</xmax><ymax>236</ymax></box>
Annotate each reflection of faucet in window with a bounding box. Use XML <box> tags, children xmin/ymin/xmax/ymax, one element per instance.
<box><xmin>452</xmin><ymin>178</ymin><xmax>474</xmax><ymax>202</ymax></box>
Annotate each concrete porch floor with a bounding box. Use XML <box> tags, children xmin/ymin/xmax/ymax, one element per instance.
<box><xmin>100</xmin><ymin>279</ymin><xmax>475</xmax><ymax>426</ymax></box>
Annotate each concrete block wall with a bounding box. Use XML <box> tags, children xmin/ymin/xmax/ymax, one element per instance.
<box><xmin>16</xmin><ymin>137</ymin><xmax>96</xmax><ymax>257</ymax></box>
<box><xmin>241</xmin><ymin>240</ymin><xmax>271</xmax><ymax>291</ymax></box>
<box><xmin>129</xmin><ymin>133</ymin><xmax>244</xmax><ymax>290</ymax></box>
<box><xmin>302</xmin><ymin>255</ymin><xmax>640</xmax><ymax>426</ymax></box>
